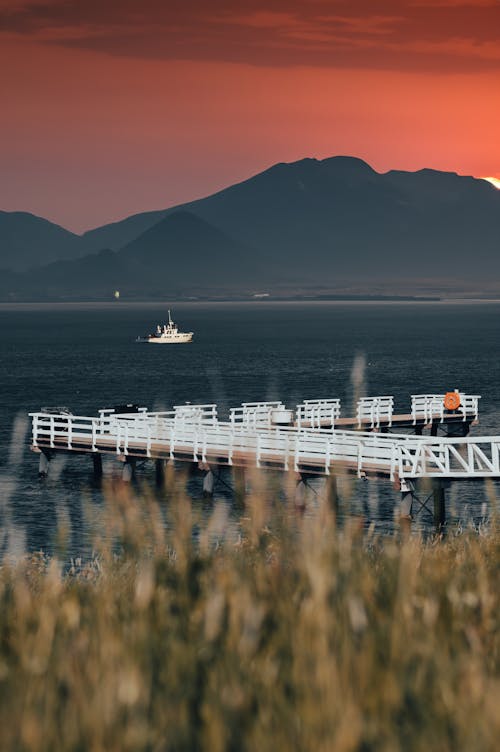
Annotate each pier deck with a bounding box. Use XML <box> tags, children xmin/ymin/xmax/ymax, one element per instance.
<box><xmin>29</xmin><ymin>391</ymin><xmax>495</xmax><ymax>482</ymax></box>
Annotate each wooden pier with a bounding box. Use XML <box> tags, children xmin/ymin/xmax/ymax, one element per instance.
<box><xmin>30</xmin><ymin>391</ymin><xmax>490</xmax><ymax>526</ymax></box>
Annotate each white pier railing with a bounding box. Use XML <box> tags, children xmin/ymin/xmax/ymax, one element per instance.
<box><xmin>173</xmin><ymin>403</ymin><xmax>218</xmax><ymax>425</ymax></box>
<box><xmin>411</xmin><ymin>393</ymin><xmax>480</xmax><ymax>424</ymax></box>
<box><xmin>357</xmin><ymin>396</ymin><xmax>394</xmax><ymax>428</ymax></box>
<box><xmin>51</xmin><ymin>392</ymin><xmax>482</xmax><ymax>440</ymax></box>
<box><xmin>296</xmin><ymin>399</ymin><xmax>341</xmax><ymax>429</ymax></box>
<box><xmin>30</xmin><ymin>406</ymin><xmax>500</xmax><ymax>481</ymax></box>
<box><xmin>229</xmin><ymin>401</ymin><xmax>292</xmax><ymax>429</ymax></box>
<box><xmin>399</xmin><ymin>436</ymin><xmax>500</xmax><ymax>478</ymax></box>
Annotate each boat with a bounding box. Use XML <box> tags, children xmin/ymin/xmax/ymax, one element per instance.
<box><xmin>136</xmin><ymin>310</ymin><xmax>193</xmax><ymax>343</ymax></box>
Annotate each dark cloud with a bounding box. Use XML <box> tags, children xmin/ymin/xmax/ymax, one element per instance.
<box><xmin>1</xmin><ymin>0</ymin><xmax>500</xmax><ymax>71</ymax></box>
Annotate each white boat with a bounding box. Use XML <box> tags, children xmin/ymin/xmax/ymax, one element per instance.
<box><xmin>137</xmin><ymin>310</ymin><xmax>193</xmax><ymax>343</ymax></box>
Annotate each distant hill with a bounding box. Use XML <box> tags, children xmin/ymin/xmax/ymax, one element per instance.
<box><xmin>120</xmin><ymin>210</ymin><xmax>257</xmax><ymax>287</ymax></box>
<box><xmin>0</xmin><ymin>211</ymin><xmax>84</xmax><ymax>271</ymax></box>
<box><xmin>0</xmin><ymin>211</ymin><xmax>258</xmax><ymax>299</ymax></box>
<box><xmin>1</xmin><ymin>156</ymin><xmax>500</xmax><ymax>299</ymax></box>
<box><xmin>80</xmin><ymin>208</ymin><xmax>168</xmax><ymax>254</ymax></box>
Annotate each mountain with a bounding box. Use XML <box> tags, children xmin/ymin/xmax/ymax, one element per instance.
<box><xmin>0</xmin><ymin>211</ymin><xmax>85</xmax><ymax>271</ymax></box>
<box><xmin>0</xmin><ymin>211</ymin><xmax>257</xmax><ymax>299</ymax></box>
<box><xmin>120</xmin><ymin>210</ymin><xmax>256</xmax><ymax>287</ymax></box>
<box><xmin>80</xmin><ymin>208</ymin><xmax>169</xmax><ymax>254</ymax></box>
<box><xmin>172</xmin><ymin>157</ymin><xmax>500</xmax><ymax>280</ymax></box>
<box><xmin>2</xmin><ymin>156</ymin><xmax>500</xmax><ymax>299</ymax></box>
<box><xmin>77</xmin><ymin>156</ymin><xmax>500</xmax><ymax>283</ymax></box>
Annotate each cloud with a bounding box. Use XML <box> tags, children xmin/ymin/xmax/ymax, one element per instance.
<box><xmin>1</xmin><ymin>0</ymin><xmax>500</xmax><ymax>72</ymax></box>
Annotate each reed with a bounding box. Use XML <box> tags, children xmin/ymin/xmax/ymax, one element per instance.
<box><xmin>0</xmin><ymin>473</ymin><xmax>498</xmax><ymax>751</ymax></box>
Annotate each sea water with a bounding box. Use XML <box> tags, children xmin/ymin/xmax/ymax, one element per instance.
<box><xmin>1</xmin><ymin>301</ymin><xmax>499</xmax><ymax>556</ymax></box>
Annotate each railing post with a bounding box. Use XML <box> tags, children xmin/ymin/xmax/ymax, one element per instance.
<box><xmin>389</xmin><ymin>443</ymin><xmax>396</xmax><ymax>481</ymax></box>
<box><xmin>294</xmin><ymin>436</ymin><xmax>300</xmax><ymax>472</ymax></box>
<box><xmin>493</xmin><ymin>442</ymin><xmax>500</xmax><ymax>474</ymax></box>
<box><xmin>169</xmin><ymin>427</ymin><xmax>175</xmax><ymax>460</ymax></box>
<box><xmin>115</xmin><ymin>422</ymin><xmax>121</xmax><ymax>455</ymax></box>
<box><xmin>32</xmin><ymin>415</ymin><xmax>38</xmax><ymax>447</ymax></box>
<box><xmin>201</xmin><ymin>430</ymin><xmax>208</xmax><ymax>465</ymax></box>
<box><xmin>283</xmin><ymin>433</ymin><xmax>290</xmax><ymax>471</ymax></box>
<box><xmin>124</xmin><ymin>422</ymin><xmax>129</xmax><ymax>455</ymax></box>
<box><xmin>324</xmin><ymin>439</ymin><xmax>331</xmax><ymax>475</ymax></box>
<box><xmin>357</xmin><ymin>442</ymin><xmax>363</xmax><ymax>477</ymax></box>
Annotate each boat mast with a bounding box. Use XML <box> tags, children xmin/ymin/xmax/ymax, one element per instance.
<box><xmin>168</xmin><ymin>309</ymin><xmax>173</xmax><ymax>325</ymax></box>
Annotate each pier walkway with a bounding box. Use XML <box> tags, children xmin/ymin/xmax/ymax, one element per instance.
<box><xmin>29</xmin><ymin>392</ymin><xmax>490</xmax><ymax>482</ymax></box>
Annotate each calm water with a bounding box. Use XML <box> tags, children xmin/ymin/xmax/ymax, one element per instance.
<box><xmin>1</xmin><ymin>301</ymin><xmax>500</xmax><ymax>556</ymax></box>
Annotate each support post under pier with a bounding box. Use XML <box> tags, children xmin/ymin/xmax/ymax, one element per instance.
<box><xmin>324</xmin><ymin>475</ymin><xmax>339</xmax><ymax>516</ymax></box>
<box><xmin>122</xmin><ymin>458</ymin><xmax>136</xmax><ymax>482</ymax></box>
<box><xmin>38</xmin><ymin>450</ymin><xmax>51</xmax><ymax>478</ymax></box>
<box><xmin>92</xmin><ymin>453</ymin><xmax>103</xmax><ymax>479</ymax></box>
<box><xmin>400</xmin><ymin>480</ymin><xmax>413</xmax><ymax>518</ymax></box>
<box><xmin>295</xmin><ymin>472</ymin><xmax>317</xmax><ymax>509</ymax></box>
<box><xmin>432</xmin><ymin>480</ymin><xmax>446</xmax><ymax>530</ymax></box>
<box><xmin>203</xmin><ymin>468</ymin><xmax>215</xmax><ymax>497</ymax></box>
<box><xmin>155</xmin><ymin>458</ymin><xmax>165</xmax><ymax>487</ymax></box>
<box><xmin>399</xmin><ymin>478</ymin><xmax>447</xmax><ymax>530</ymax></box>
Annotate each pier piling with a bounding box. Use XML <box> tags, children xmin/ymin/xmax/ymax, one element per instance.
<box><xmin>122</xmin><ymin>458</ymin><xmax>136</xmax><ymax>482</ymax></box>
<box><xmin>324</xmin><ymin>475</ymin><xmax>339</xmax><ymax>516</ymax></box>
<box><xmin>38</xmin><ymin>450</ymin><xmax>50</xmax><ymax>478</ymax></box>
<box><xmin>92</xmin><ymin>453</ymin><xmax>103</xmax><ymax>479</ymax></box>
<box><xmin>202</xmin><ymin>469</ymin><xmax>215</xmax><ymax>497</ymax></box>
<box><xmin>432</xmin><ymin>480</ymin><xmax>446</xmax><ymax>530</ymax></box>
<box><xmin>155</xmin><ymin>458</ymin><xmax>165</xmax><ymax>487</ymax></box>
<box><xmin>400</xmin><ymin>480</ymin><xmax>413</xmax><ymax>518</ymax></box>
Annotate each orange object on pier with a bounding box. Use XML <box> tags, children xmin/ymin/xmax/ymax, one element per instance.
<box><xmin>444</xmin><ymin>391</ymin><xmax>461</xmax><ymax>411</ymax></box>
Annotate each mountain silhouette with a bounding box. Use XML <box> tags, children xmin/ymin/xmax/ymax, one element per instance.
<box><xmin>120</xmin><ymin>210</ymin><xmax>256</xmax><ymax>286</ymax></box>
<box><xmin>0</xmin><ymin>211</ymin><xmax>257</xmax><ymax>299</ymax></box>
<box><xmin>0</xmin><ymin>211</ymin><xmax>84</xmax><ymax>271</ymax></box>
<box><xmin>1</xmin><ymin>156</ymin><xmax>500</xmax><ymax>299</ymax></box>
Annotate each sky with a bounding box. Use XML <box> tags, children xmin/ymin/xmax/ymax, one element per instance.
<box><xmin>1</xmin><ymin>0</ymin><xmax>500</xmax><ymax>233</ymax></box>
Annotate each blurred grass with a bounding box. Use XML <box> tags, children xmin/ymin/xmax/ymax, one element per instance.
<box><xmin>0</xmin><ymin>473</ymin><xmax>499</xmax><ymax>752</ymax></box>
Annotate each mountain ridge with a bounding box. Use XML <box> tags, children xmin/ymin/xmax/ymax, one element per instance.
<box><xmin>1</xmin><ymin>156</ymin><xmax>500</xmax><ymax>299</ymax></box>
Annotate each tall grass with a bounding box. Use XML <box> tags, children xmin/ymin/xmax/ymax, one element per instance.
<box><xmin>0</xmin><ymin>472</ymin><xmax>499</xmax><ymax>751</ymax></box>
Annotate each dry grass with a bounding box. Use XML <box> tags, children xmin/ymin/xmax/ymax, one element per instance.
<box><xmin>0</xmin><ymin>472</ymin><xmax>499</xmax><ymax>751</ymax></box>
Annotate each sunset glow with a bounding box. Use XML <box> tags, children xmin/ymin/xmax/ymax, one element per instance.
<box><xmin>1</xmin><ymin>0</ymin><xmax>500</xmax><ymax>231</ymax></box>
<box><xmin>482</xmin><ymin>177</ymin><xmax>500</xmax><ymax>190</ymax></box>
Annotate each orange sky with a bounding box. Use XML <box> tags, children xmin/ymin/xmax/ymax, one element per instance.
<box><xmin>1</xmin><ymin>0</ymin><xmax>499</xmax><ymax>232</ymax></box>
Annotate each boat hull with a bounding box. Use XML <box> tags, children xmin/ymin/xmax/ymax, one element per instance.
<box><xmin>137</xmin><ymin>334</ymin><xmax>193</xmax><ymax>343</ymax></box>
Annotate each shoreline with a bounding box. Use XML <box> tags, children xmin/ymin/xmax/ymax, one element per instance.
<box><xmin>3</xmin><ymin>297</ymin><xmax>500</xmax><ymax>311</ymax></box>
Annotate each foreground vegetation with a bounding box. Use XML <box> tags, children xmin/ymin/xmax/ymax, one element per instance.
<box><xmin>0</xmin><ymin>474</ymin><xmax>499</xmax><ymax>751</ymax></box>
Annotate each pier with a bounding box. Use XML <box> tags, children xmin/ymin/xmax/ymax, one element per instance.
<box><xmin>29</xmin><ymin>391</ymin><xmax>491</xmax><ymax>526</ymax></box>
